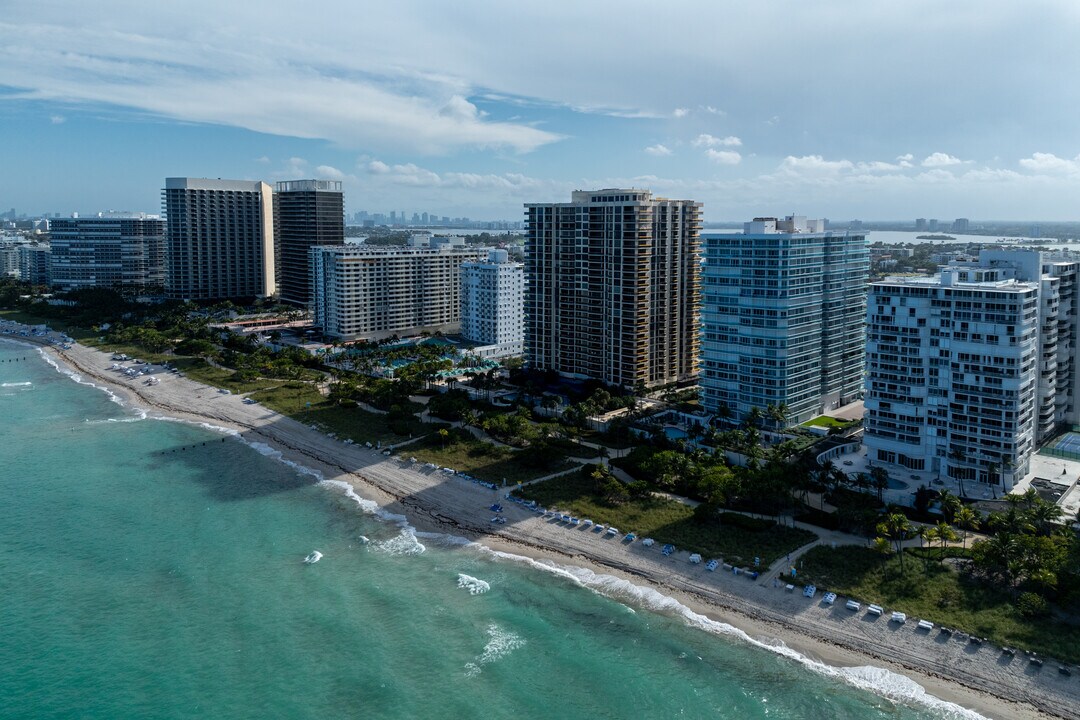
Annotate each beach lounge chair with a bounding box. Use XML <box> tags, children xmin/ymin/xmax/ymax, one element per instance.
<box><xmin>917</xmin><ymin>620</ymin><xmax>934</xmax><ymax>631</ymax></box>
<box><xmin>705</xmin><ymin>559</ymin><xmax>719</xmax><ymax>572</ymax></box>
<box><xmin>785</xmin><ymin>584</ymin><xmax>795</xmax><ymax>592</ymax></box>
<box><xmin>689</xmin><ymin>553</ymin><xmax>702</xmax><ymax>564</ymax></box>
<box><xmin>845</xmin><ymin>600</ymin><xmax>861</xmax><ymax>611</ymax></box>
<box><xmin>890</xmin><ymin>611</ymin><xmax>906</xmax><ymax>624</ymax></box>
<box><xmin>867</xmin><ymin>604</ymin><xmax>883</xmax><ymax>616</ymax></box>
<box><xmin>822</xmin><ymin>592</ymin><xmax>837</xmax><ymax>605</ymax></box>
<box><xmin>641</xmin><ymin>537</ymin><xmax>654</xmax><ymax>546</ymax></box>
<box><xmin>803</xmin><ymin>585</ymin><xmax>816</xmax><ymax>598</ymax></box>
<box><xmin>661</xmin><ymin>544</ymin><xmax>675</xmax><ymax>556</ymax></box>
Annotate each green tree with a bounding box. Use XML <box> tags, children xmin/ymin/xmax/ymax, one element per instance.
<box><xmin>955</xmin><ymin>506</ymin><xmax>979</xmax><ymax>549</ymax></box>
<box><xmin>877</xmin><ymin>513</ymin><xmax>913</xmax><ymax>574</ymax></box>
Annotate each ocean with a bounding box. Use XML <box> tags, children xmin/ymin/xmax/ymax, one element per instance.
<box><xmin>0</xmin><ymin>339</ymin><xmax>981</xmax><ymax>719</ymax></box>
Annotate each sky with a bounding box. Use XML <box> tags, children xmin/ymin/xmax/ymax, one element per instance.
<box><xmin>2</xmin><ymin>1</ymin><xmax>1080</xmax><ymax>221</ymax></box>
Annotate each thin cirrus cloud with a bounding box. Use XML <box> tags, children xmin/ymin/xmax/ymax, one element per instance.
<box><xmin>644</xmin><ymin>144</ymin><xmax>672</xmax><ymax>157</ymax></box>
<box><xmin>0</xmin><ymin>18</ymin><xmax>562</xmax><ymax>155</ymax></box>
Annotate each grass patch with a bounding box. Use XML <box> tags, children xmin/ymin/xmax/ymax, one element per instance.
<box><xmin>516</xmin><ymin>470</ymin><xmax>817</xmax><ymax>566</ymax></box>
<box><xmin>0</xmin><ymin>309</ymin><xmax>93</xmax><ymax>338</ymax></box>
<box><xmin>405</xmin><ymin>432</ymin><xmax>575</xmax><ymax>485</ymax></box>
<box><xmin>249</xmin><ymin>383</ymin><xmax>436</xmax><ymax>444</ymax></box>
<box><xmin>801</xmin><ymin>415</ymin><xmax>853</xmax><ymax>429</ymax></box>
<box><xmin>797</xmin><ymin>545</ymin><xmax>1080</xmax><ymax>664</ymax></box>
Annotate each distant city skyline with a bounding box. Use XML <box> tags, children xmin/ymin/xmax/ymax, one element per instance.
<box><xmin>3</xmin><ymin>2</ymin><xmax>1080</xmax><ymax>220</ymax></box>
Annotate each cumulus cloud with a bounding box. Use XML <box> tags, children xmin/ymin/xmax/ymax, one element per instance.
<box><xmin>896</xmin><ymin>153</ymin><xmax>914</xmax><ymax>168</ymax></box>
<box><xmin>779</xmin><ymin>155</ymin><xmax>854</xmax><ymax>175</ymax></box>
<box><xmin>49</xmin><ymin>114</ymin><xmax>65</xmax><ymax>124</ymax></box>
<box><xmin>673</xmin><ymin>107</ymin><xmax>690</xmax><ymax>118</ymax></box>
<box><xmin>314</xmin><ymin>164</ymin><xmax>347</xmax><ymax>181</ymax></box>
<box><xmin>1018</xmin><ymin>152</ymin><xmax>1080</xmax><ymax>175</ymax></box>
<box><xmin>922</xmin><ymin>152</ymin><xmax>965</xmax><ymax>167</ymax></box>
<box><xmin>644</xmin><ymin>144</ymin><xmax>672</xmax><ymax>157</ymax></box>
<box><xmin>702</xmin><ymin>106</ymin><xmax>725</xmax><ymax>115</ymax></box>
<box><xmin>705</xmin><ymin>149</ymin><xmax>741</xmax><ymax>165</ymax></box>
<box><xmin>693</xmin><ymin>134</ymin><xmax>742</xmax><ymax>148</ymax></box>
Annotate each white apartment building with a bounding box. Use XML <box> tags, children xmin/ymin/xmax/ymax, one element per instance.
<box><xmin>18</xmin><ymin>244</ymin><xmax>51</xmax><ymax>286</ymax></box>
<box><xmin>865</xmin><ymin>249</ymin><xmax>1080</xmax><ymax>491</ymax></box>
<box><xmin>701</xmin><ymin>216</ymin><xmax>868</xmax><ymax>425</ymax></box>
<box><xmin>460</xmin><ymin>249</ymin><xmax>524</xmax><ymax>359</ymax></box>
<box><xmin>311</xmin><ymin>243</ymin><xmax>487</xmax><ymax>341</ymax></box>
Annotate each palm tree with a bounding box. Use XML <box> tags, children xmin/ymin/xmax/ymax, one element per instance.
<box><xmin>745</xmin><ymin>405</ymin><xmax>763</xmax><ymax>430</ymax></box>
<box><xmin>937</xmin><ymin>489</ymin><xmax>961</xmax><ymax>524</ymax></box>
<box><xmin>935</xmin><ymin>521</ymin><xmax>959</xmax><ymax>560</ymax></box>
<box><xmin>716</xmin><ymin>402</ymin><xmax>734</xmax><ymax>427</ymax></box>
<box><xmin>872</xmin><ymin>536</ymin><xmax>893</xmax><ymax>580</ymax></box>
<box><xmin>765</xmin><ymin>402</ymin><xmax>790</xmax><ymax>431</ymax></box>
<box><xmin>869</xmin><ymin>465</ymin><xmax>890</xmax><ymax>502</ymax></box>
<box><xmin>948</xmin><ymin>445</ymin><xmax>969</xmax><ymax>498</ymax></box>
<box><xmin>877</xmin><ymin>513</ymin><xmax>913</xmax><ymax>574</ymax></box>
<box><xmin>954</xmin><ymin>506</ymin><xmax>978</xmax><ymax>549</ymax></box>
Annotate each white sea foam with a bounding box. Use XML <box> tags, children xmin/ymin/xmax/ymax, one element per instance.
<box><xmin>38</xmin><ymin>349</ymin><xmax>141</xmax><ymax>416</ymax></box>
<box><xmin>472</xmin><ymin>548</ymin><xmax>987</xmax><ymax>719</ymax></box>
<box><xmin>373</xmin><ymin>529</ymin><xmax>426</xmax><ymax>556</ymax></box>
<box><xmin>456</xmin><ymin>574</ymin><xmax>490</xmax><ymax>595</ymax></box>
<box><xmin>464</xmin><ymin>624</ymin><xmax>525</xmax><ymax>677</ymax></box>
<box><xmin>1</xmin><ymin>381</ymin><xmax>32</xmax><ymax>387</ymax></box>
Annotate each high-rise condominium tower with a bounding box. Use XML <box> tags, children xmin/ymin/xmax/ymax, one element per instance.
<box><xmin>524</xmin><ymin>189</ymin><xmax>701</xmax><ymax>389</ymax></box>
<box><xmin>49</xmin><ymin>215</ymin><xmax>165</xmax><ymax>292</ymax></box>
<box><xmin>162</xmin><ymin>178</ymin><xmax>275</xmax><ymax>301</ymax></box>
<box><xmin>701</xmin><ymin>216</ymin><xmax>868</xmax><ymax>425</ymax></box>
<box><xmin>460</xmin><ymin>249</ymin><xmax>525</xmax><ymax>358</ymax></box>
<box><xmin>865</xmin><ymin>249</ymin><xmax>1080</xmax><ymax>490</ymax></box>
<box><xmin>274</xmin><ymin>180</ymin><xmax>344</xmax><ymax>306</ymax></box>
<box><xmin>311</xmin><ymin>242</ymin><xmax>487</xmax><ymax>341</ymax></box>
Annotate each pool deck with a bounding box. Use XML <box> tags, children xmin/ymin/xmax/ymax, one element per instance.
<box><xmin>830</xmin><ymin>443</ymin><xmax>1080</xmax><ymax>510</ymax></box>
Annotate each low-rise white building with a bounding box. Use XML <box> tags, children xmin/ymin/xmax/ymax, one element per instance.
<box><xmin>460</xmin><ymin>249</ymin><xmax>524</xmax><ymax>359</ymax></box>
<box><xmin>311</xmin><ymin>243</ymin><xmax>487</xmax><ymax>341</ymax></box>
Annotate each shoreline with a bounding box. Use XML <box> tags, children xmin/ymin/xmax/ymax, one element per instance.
<box><xmin>9</xmin><ymin>334</ymin><xmax>1076</xmax><ymax>720</ymax></box>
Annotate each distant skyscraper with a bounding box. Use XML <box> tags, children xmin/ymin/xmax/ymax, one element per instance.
<box><xmin>915</xmin><ymin>218</ymin><xmax>928</xmax><ymax>231</ymax></box>
<box><xmin>274</xmin><ymin>180</ymin><xmax>344</xmax><ymax>306</ymax></box>
<box><xmin>701</xmin><ymin>216</ymin><xmax>868</xmax><ymax>425</ymax></box>
<box><xmin>951</xmin><ymin>218</ymin><xmax>970</xmax><ymax>233</ymax></box>
<box><xmin>162</xmin><ymin>178</ymin><xmax>275</xmax><ymax>301</ymax></box>
<box><xmin>928</xmin><ymin>219</ymin><xmax>939</xmax><ymax>232</ymax></box>
<box><xmin>49</xmin><ymin>215</ymin><xmax>165</xmax><ymax>292</ymax></box>
<box><xmin>525</xmin><ymin>189</ymin><xmax>701</xmax><ymax>389</ymax></box>
<box><xmin>460</xmin><ymin>249</ymin><xmax>524</xmax><ymax>358</ymax></box>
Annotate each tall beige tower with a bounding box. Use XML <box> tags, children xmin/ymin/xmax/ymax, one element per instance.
<box><xmin>525</xmin><ymin>189</ymin><xmax>701</xmax><ymax>389</ymax></box>
<box><xmin>163</xmin><ymin>178</ymin><xmax>276</xmax><ymax>301</ymax></box>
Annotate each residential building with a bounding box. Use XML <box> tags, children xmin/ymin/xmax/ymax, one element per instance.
<box><xmin>864</xmin><ymin>249</ymin><xmax>1080</xmax><ymax>490</ymax></box>
<box><xmin>18</xmin><ymin>244</ymin><xmax>51</xmax><ymax>286</ymax></box>
<box><xmin>460</xmin><ymin>249</ymin><xmax>524</xmax><ymax>359</ymax></box>
<box><xmin>700</xmin><ymin>216</ymin><xmax>868</xmax><ymax>425</ymax></box>
<box><xmin>162</xmin><ymin>178</ymin><xmax>275</xmax><ymax>301</ymax></box>
<box><xmin>311</xmin><ymin>242</ymin><xmax>487</xmax><ymax>341</ymax></box>
<box><xmin>524</xmin><ymin>189</ymin><xmax>701</xmax><ymax>389</ymax></box>
<box><xmin>274</xmin><ymin>180</ymin><xmax>344</xmax><ymax>307</ymax></box>
<box><xmin>952</xmin><ymin>217</ymin><xmax>970</xmax><ymax>233</ymax></box>
<box><xmin>48</xmin><ymin>215</ymin><xmax>165</xmax><ymax>292</ymax></box>
<box><xmin>0</xmin><ymin>244</ymin><xmax>19</xmax><ymax>278</ymax></box>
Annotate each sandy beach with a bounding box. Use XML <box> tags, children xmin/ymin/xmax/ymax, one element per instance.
<box><xmin>16</xmin><ymin>333</ymin><xmax>1079</xmax><ymax>720</ymax></box>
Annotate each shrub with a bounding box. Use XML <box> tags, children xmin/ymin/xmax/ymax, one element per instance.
<box><xmin>1017</xmin><ymin>592</ymin><xmax>1049</xmax><ymax>618</ymax></box>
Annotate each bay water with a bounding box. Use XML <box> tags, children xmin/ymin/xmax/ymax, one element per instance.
<box><xmin>0</xmin><ymin>340</ymin><xmax>979</xmax><ymax>719</ymax></box>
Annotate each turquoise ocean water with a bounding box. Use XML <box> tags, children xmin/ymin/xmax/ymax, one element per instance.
<box><xmin>0</xmin><ymin>340</ymin><xmax>980</xmax><ymax>719</ymax></box>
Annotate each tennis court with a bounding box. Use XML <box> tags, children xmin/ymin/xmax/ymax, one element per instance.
<box><xmin>1041</xmin><ymin>431</ymin><xmax>1080</xmax><ymax>461</ymax></box>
